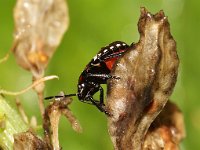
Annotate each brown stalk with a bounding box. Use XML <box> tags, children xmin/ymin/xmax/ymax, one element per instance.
<box><xmin>0</xmin><ymin>75</ymin><xmax>58</xmax><ymax>96</ymax></box>
<box><xmin>43</xmin><ymin>96</ymin><xmax>82</xmax><ymax>150</ymax></box>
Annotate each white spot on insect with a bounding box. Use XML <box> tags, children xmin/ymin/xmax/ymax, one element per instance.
<box><xmin>91</xmin><ymin>63</ymin><xmax>100</xmax><ymax>66</ymax></box>
<box><xmin>110</xmin><ymin>46</ymin><xmax>114</xmax><ymax>49</ymax></box>
<box><xmin>122</xmin><ymin>43</ymin><xmax>126</xmax><ymax>46</ymax></box>
<box><xmin>103</xmin><ymin>49</ymin><xmax>108</xmax><ymax>53</ymax></box>
<box><xmin>116</xmin><ymin>43</ymin><xmax>121</xmax><ymax>47</ymax></box>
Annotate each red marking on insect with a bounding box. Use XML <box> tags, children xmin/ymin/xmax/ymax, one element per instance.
<box><xmin>79</xmin><ymin>76</ymin><xmax>83</xmax><ymax>82</ymax></box>
<box><xmin>105</xmin><ymin>57</ymin><xmax>118</xmax><ymax>70</ymax></box>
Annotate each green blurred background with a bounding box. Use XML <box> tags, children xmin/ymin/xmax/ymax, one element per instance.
<box><xmin>0</xmin><ymin>0</ymin><xmax>199</xmax><ymax>149</ymax></box>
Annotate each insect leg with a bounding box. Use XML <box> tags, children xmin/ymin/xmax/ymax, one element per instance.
<box><xmin>86</xmin><ymin>73</ymin><xmax>112</xmax><ymax>80</ymax></box>
<box><xmin>89</xmin><ymin>97</ymin><xmax>109</xmax><ymax>115</ymax></box>
<box><xmin>99</xmin><ymin>86</ymin><xmax>104</xmax><ymax>105</ymax></box>
<box><xmin>87</xmin><ymin>73</ymin><xmax>120</xmax><ymax>81</ymax></box>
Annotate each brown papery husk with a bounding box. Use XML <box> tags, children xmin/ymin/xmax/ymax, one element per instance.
<box><xmin>106</xmin><ymin>7</ymin><xmax>184</xmax><ymax>150</ymax></box>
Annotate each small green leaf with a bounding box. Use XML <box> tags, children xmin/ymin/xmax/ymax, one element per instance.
<box><xmin>0</xmin><ymin>96</ymin><xmax>28</xmax><ymax>150</ymax></box>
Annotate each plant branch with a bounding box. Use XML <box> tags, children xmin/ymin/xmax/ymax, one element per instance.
<box><xmin>0</xmin><ymin>75</ymin><xmax>58</xmax><ymax>96</ymax></box>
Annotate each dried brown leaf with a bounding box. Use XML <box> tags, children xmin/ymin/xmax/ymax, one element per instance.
<box><xmin>13</xmin><ymin>0</ymin><xmax>69</xmax><ymax>78</ymax></box>
<box><xmin>14</xmin><ymin>131</ymin><xmax>49</xmax><ymax>150</ymax></box>
<box><xmin>12</xmin><ymin>0</ymin><xmax>69</xmax><ymax>116</ymax></box>
<box><xmin>144</xmin><ymin>101</ymin><xmax>185</xmax><ymax>150</ymax></box>
<box><xmin>106</xmin><ymin>8</ymin><xmax>182</xmax><ymax>150</ymax></box>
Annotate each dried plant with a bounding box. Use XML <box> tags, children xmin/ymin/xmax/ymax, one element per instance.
<box><xmin>12</xmin><ymin>0</ymin><xmax>69</xmax><ymax>116</ymax></box>
<box><xmin>106</xmin><ymin>8</ymin><xmax>185</xmax><ymax>150</ymax></box>
<box><xmin>43</xmin><ymin>95</ymin><xmax>82</xmax><ymax>150</ymax></box>
<box><xmin>1</xmin><ymin>3</ymin><xmax>185</xmax><ymax>149</ymax></box>
<box><xmin>13</xmin><ymin>95</ymin><xmax>82</xmax><ymax>150</ymax></box>
<box><xmin>143</xmin><ymin>101</ymin><xmax>185</xmax><ymax>150</ymax></box>
<box><xmin>14</xmin><ymin>131</ymin><xmax>49</xmax><ymax>150</ymax></box>
<box><xmin>0</xmin><ymin>0</ymin><xmax>74</xmax><ymax>149</ymax></box>
<box><xmin>0</xmin><ymin>75</ymin><xmax>58</xmax><ymax>96</ymax></box>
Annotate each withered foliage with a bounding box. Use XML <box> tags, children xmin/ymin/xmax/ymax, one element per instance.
<box><xmin>11</xmin><ymin>4</ymin><xmax>185</xmax><ymax>150</ymax></box>
<box><xmin>144</xmin><ymin>101</ymin><xmax>185</xmax><ymax>150</ymax></box>
<box><xmin>13</xmin><ymin>0</ymin><xmax>69</xmax><ymax>78</ymax></box>
<box><xmin>43</xmin><ymin>96</ymin><xmax>82</xmax><ymax>150</ymax></box>
<box><xmin>14</xmin><ymin>131</ymin><xmax>49</xmax><ymax>150</ymax></box>
<box><xmin>12</xmin><ymin>0</ymin><xmax>69</xmax><ymax>115</ymax></box>
<box><xmin>14</xmin><ymin>96</ymin><xmax>82</xmax><ymax>150</ymax></box>
<box><xmin>106</xmin><ymin>8</ymin><xmax>185</xmax><ymax>150</ymax></box>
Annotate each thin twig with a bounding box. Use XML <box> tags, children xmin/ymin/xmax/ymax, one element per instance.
<box><xmin>38</xmin><ymin>92</ymin><xmax>45</xmax><ymax>118</ymax></box>
<box><xmin>16</xmin><ymin>98</ymin><xmax>29</xmax><ymax>124</ymax></box>
<box><xmin>0</xmin><ymin>75</ymin><xmax>59</xmax><ymax>96</ymax></box>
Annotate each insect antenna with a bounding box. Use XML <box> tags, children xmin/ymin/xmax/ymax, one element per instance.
<box><xmin>45</xmin><ymin>93</ymin><xmax>77</xmax><ymax>100</ymax></box>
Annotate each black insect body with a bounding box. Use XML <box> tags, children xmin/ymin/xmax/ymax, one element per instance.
<box><xmin>45</xmin><ymin>41</ymin><xmax>129</xmax><ymax>114</ymax></box>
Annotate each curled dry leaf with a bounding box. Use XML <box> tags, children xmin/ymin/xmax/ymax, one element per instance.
<box><xmin>106</xmin><ymin>8</ymin><xmax>183</xmax><ymax>150</ymax></box>
<box><xmin>12</xmin><ymin>0</ymin><xmax>69</xmax><ymax>116</ymax></box>
<box><xmin>13</xmin><ymin>0</ymin><xmax>69</xmax><ymax>78</ymax></box>
<box><xmin>144</xmin><ymin>101</ymin><xmax>185</xmax><ymax>150</ymax></box>
<box><xmin>43</xmin><ymin>95</ymin><xmax>82</xmax><ymax>150</ymax></box>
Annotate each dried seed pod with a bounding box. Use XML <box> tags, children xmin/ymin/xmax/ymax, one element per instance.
<box><xmin>12</xmin><ymin>0</ymin><xmax>69</xmax><ymax>77</ymax></box>
<box><xmin>107</xmin><ymin>8</ymin><xmax>181</xmax><ymax>150</ymax></box>
<box><xmin>12</xmin><ymin>0</ymin><xmax>69</xmax><ymax>116</ymax></box>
